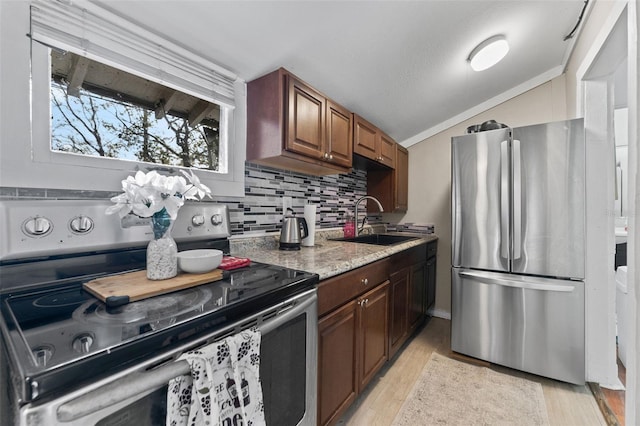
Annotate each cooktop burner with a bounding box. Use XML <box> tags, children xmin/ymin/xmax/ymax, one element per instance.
<box><xmin>73</xmin><ymin>287</ymin><xmax>213</xmax><ymax>325</ymax></box>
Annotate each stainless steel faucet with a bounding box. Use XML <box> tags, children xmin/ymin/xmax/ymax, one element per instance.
<box><xmin>355</xmin><ymin>196</ymin><xmax>384</xmax><ymax>234</ymax></box>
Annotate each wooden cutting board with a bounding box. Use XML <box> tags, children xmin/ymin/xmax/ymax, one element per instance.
<box><xmin>84</xmin><ymin>269</ymin><xmax>224</xmax><ymax>307</ymax></box>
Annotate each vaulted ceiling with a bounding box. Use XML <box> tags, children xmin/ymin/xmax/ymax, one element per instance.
<box><xmin>98</xmin><ymin>0</ymin><xmax>588</xmax><ymax>146</ymax></box>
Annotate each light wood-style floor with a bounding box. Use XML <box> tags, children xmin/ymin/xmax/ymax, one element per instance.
<box><xmin>338</xmin><ymin>317</ymin><xmax>607</xmax><ymax>426</ymax></box>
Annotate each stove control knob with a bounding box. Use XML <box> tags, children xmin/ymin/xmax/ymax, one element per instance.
<box><xmin>69</xmin><ymin>215</ymin><xmax>94</xmax><ymax>234</ymax></box>
<box><xmin>72</xmin><ymin>334</ymin><xmax>94</xmax><ymax>354</ymax></box>
<box><xmin>32</xmin><ymin>346</ymin><xmax>53</xmax><ymax>367</ymax></box>
<box><xmin>211</xmin><ymin>214</ymin><xmax>223</xmax><ymax>225</ymax></box>
<box><xmin>191</xmin><ymin>214</ymin><xmax>205</xmax><ymax>227</ymax></box>
<box><xmin>23</xmin><ymin>216</ymin><xmax>53</xmax><ymax>237</ymax></box>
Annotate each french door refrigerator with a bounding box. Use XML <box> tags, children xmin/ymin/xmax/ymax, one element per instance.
<box><xmin>451</xmin><ymin>118</ymin><xmax>585</xmax><ymax>385</ymax></box>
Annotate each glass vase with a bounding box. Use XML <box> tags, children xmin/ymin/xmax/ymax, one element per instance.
<box><xmin>146</xmin><ymin>208</ymin><xmax>178</xmax><ymax>280</ymax></box>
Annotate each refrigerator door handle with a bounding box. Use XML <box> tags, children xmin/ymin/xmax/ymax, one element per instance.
<box><xmin>500</xmin><ymin>140</ymin><xmax>510</xmax><ymax>259</ymax></box>
<box><xmin>512</xmin><ymin>139</ymin><xmax>522</xmax><ymax>259</ymax></box>
<box><xmin>458</xmin><ymin>270</ymin><xmax>576</xmax><ymax>292</ymax></box>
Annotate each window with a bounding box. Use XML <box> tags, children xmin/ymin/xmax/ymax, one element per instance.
<box><xmin>51</xmin><ymin>50</ymin><xmax>224</xmax><ymax>171</ymax></box>
<box><xmin>0</xmin><ymin>0</ymin><xmax>245</xmax><ymax>196</ymax></box>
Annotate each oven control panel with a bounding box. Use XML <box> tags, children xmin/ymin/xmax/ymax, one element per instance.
<box><xmin>0</xmin><ymin>200</ymin><xmax>231</xmax><ymax>261</ymax></box>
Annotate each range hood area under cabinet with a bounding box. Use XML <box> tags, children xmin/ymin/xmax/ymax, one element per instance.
<box><xmin>247</xmin><ymin>67</ymin><xmax>353</xmax><ymax>175</ymax></box>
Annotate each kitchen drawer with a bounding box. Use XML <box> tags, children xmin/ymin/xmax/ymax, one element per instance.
<box><xmin>318</xmin><ymin>259</ymin><xmax>390</xmax><ymax>316</ymax></box>
<box><xmin>390</xmin><ymin>244</ymin><xmax>427</xmax><ymax>270</ymax></box>
<box><xmin>427</xmin><ymin>241</ymin><xmax>437</xmax><ymax>259</ymax></box>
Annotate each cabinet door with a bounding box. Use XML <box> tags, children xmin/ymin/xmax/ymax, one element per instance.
<box><xmin>394</xmin><ymin>145</ymin><xmax>408</xmax><ymax>211</ymax></box>
<box><xmin>286</xmin><ymin>76</ymin><xmax>325</xmax><ymax>159</ymax></box>
<box><xmin>389</xmin><ymin>268</ymin><xmax>409</xmax><ymax>358</ymax></box>
<box><xmin>409</xmin><ymin>261</ymin><xmax>426</xmax><ymax>331</ymax></box>
<box><xmin>318</xmin><ymin>301</ymin><xmax>358</xmax><ymax>426</ymax></box>
<box><xmin>326</xmin><ymin>100</ymin><xmax>353</xmax><ymax>168</ymax></box>
<box><xmin>353</xmin><ymin>114</ymin><xmax>379</xmax><ymax>161</ymax></box>
<box><xmin>426</xmin><ymin>257</ymin><xmax>437</xmax><ymax>310</ymax></box>
<box><xmin>358</xmin><ymin>281</ymin><xmax>389</xmax><ymax>391</ymax></box>
<box><xmin>379</xmin><ymin>132</ymin><xmax>396</xmax><ymax>168</ymax></box>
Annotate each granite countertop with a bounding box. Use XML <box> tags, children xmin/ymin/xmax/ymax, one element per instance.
<box><xmin>230</xmin><ymin>229</ymin><xmax>438</xmax><ymax>281</ymax></box>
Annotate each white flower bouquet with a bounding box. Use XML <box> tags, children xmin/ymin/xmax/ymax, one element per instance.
<box><xmin>106</xmin><ymin>170</ymin><xmax>212</xmax><ymax>220</ymax></box>
<box><xmin>106</xmin><ymin>170</ymin><xmax>213</xmax><ymax>280</ymax></box>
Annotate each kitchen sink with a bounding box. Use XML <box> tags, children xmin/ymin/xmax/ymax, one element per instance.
<box><xmin>329</xmin><ymin>234</ymin><xmax>418</xmax><ymax>246</ymax></box>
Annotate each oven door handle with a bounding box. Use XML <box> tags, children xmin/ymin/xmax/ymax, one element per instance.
<box><xmin>57</xmin><ymin>290</ymin><xmax>317</xmax><ymax>422</ymax></box>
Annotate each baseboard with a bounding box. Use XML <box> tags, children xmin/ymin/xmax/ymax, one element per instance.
<box><xmin>428</xmin><ymin>308</ymin><xmax>451</xmax><ymax>320</ymax></box>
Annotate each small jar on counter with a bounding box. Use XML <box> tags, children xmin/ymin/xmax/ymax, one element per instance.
<box><xmin>343</xmin><ymin>212</ymin><xmax>356</xmax><ymax>238</ymax></box>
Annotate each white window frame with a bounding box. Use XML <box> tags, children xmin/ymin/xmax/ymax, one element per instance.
<box><xmin>2</xmin><ymin>0</ymin><xmax>245</xmax><ymax>197</ymax></box>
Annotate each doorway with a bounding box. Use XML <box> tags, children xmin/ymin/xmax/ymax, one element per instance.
<box><xmin>580</xmin><ymin>1</ymin><xmax>637</xmax><ymax>423</ymax></box>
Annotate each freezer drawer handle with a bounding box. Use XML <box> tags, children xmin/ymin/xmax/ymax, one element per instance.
<box><xmin>458</xmin><ymin>271</ymin><xmax>575</xmax><ymax>292</ymax></box>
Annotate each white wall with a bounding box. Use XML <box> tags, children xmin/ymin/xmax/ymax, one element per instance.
<box><xmin>403</xmin><ymin>77</ymin><xmax>568</xmax><ymax>316</ymax></box>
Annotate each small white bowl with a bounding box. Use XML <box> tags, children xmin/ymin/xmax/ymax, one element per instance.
<box><xmin>176</xmin><ymin>249</ymin><xmax>223</xmax><ymax>274</ymax></box>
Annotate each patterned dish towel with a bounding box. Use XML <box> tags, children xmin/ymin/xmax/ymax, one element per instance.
<box><xmin>167</xmin><ymin>328</ymin><xmax>265</xmax><ymax>426</ymax></box>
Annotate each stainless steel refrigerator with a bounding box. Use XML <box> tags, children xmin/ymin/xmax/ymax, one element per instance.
<box><xmin>451</xmin><ymin>119</ymin><xmax>585</xmax><ymax>385</ymax></box>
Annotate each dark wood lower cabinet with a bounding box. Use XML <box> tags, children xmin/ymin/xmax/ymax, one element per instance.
<box><xmin>425</xmin><ymin>241</ymin><xmax>437</xmax><ymax>310</ymax></box>
<box><xmin>318</xmin><ymin>301</ymin><xmax>358</xmax><ymax>426</ymax></box>
<box><xmin>317</xmin><ymin>240</ymin><xmax>437</xmax><ymax>426</ymax></box>
<box><xmin>389</xmin><ymin>267</ymin><xmax>410</xmax><ymax>358</ymax></box>
<box><xmin>318</xmin><ymin>282</ymin><xmax>389</xmax><ymax>426</ymax></box>
<box><xmin>358</xmin><ymin>282</ymin><xmax>389</xmax><ymax>391</ymax></box>
<box><xmin>409</xmin><ymin>261</ymin><xmax>427</xmax><ymax>331</ymax></box>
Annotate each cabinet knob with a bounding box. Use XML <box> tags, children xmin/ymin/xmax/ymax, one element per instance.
<box><xmin>329</xmin><ymin>154</ymin><xmax>334</xmax><ymax>160</ymax></box>
<box><xmin>323</xmin><ymin>153</ymin><xmax>329</xmax><ymax>159</ymax></box>
<box><xmin>361</xmin><ymin>278</ymin><xmax>369</xmax><ymax>286</ymax></box>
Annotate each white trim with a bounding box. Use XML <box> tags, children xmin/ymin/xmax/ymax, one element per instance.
<box><xmin>428</xmin><ymin>308</ymin><xmax>451</xmax><ymax>320</ymax></box>
<box><xmin>576</xmin><ymin>0</ymin><xmax>629</xmax><ymax>115</ymax></box>
<box><xmin>30</xmin><ymin>0</ymin><xmax>236</xmax><ymax>108</ymax></box>
<box><xmin>400</xmin><ymin>66</ymin><xmax>564</xmax><ymax>147</ymax></box>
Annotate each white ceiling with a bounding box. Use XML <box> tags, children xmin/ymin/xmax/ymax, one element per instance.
<box><xmin>98</xmin><ymin>0</ymin><xmax>588</xmax><ymax>146</ymax></box>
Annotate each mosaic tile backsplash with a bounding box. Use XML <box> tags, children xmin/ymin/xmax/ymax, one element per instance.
<box><xmin>0</xmin><ymin>162</ymin><xmax>383</xmax><ymax>235</ymax></box>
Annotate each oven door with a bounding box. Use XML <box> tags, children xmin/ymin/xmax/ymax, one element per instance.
<box><xmin>18</xmin><ymin>289</ymin><xmax>317</xmax><ymax>426</ymax></box>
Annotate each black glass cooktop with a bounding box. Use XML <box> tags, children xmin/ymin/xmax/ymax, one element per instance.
<box><xmin>0</xmin><ymin>261</ymin><xmax>318</xmax><ymax>402</ymax></box>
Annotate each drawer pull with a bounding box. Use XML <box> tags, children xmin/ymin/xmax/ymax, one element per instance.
<box><xmin>361</xmin><ymin>278</ymin><xmax>369</xmax><ymax>286</ymax></box>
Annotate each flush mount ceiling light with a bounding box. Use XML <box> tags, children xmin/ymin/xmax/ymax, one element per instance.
<box><xmin>468</xmin><ymin>35</ymin><xmax>509</xmax><ymax>71</ymax></box>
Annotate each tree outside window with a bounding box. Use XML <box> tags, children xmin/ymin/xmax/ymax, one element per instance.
<box><xmin>50</xmin><ymin>50</ymin><xmax>221</xmax><ymax>171</ymax></box>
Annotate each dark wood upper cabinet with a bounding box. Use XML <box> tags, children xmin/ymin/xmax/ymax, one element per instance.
<box><xmin>380</xmin><ymin>132</ymin><xmax>397</xmax><ymax>166</ymax></box>
<box><xmin>326</xmin><ymin>100</ymin><xmax>353</xmax><ymax>168</ymax></box>
<box><xmin>353</xmin><ymin>113</ymin><xmax>396</xmax><ymax>169</ymax></box>
<box><xmin>247</xmin><ymin>68</ymin><xmax>352</xmax><ymax>175</ymax></box>
<box><xmin>287</xmin><ymin>76</ymin><xmax>325</xmax><ymax>159</ymax></box>
<box><xmin>367</xmin><ymin>143</ymin><xmax>408</xmax><ymax>213</ymax></box>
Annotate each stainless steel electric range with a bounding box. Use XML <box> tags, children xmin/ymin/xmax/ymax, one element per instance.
<box><xmin>0</xmin><ymin>200</ymin><xmax>318</xmax><ymax>426</ymax></box>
